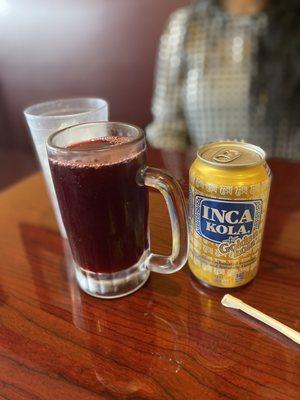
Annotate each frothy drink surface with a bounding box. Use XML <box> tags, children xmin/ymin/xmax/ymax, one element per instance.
<box><xmin>50</xmin><ymin>137</ymin><xmax>148</xmax><ymax>273</ymax></box>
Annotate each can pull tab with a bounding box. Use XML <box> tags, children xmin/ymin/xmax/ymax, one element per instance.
<box><xmin>213</xmin><ymin>148</ymin><xmax>241</xmax><ymax>163</ymax></box>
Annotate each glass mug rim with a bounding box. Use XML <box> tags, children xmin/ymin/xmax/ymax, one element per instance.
<box><xmin>24</xmin><ymin>97</ymin><xmax>108</xmax><ymax>120</ymax></box>
<box><xmin>47</xmin><ymin>121</ymin><xmax>145</xmax><ymax>155</ymax></box>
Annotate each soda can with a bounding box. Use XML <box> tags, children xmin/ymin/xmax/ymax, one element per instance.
<box><xmin>189</xmin><ymin>141</ymin><xmax>271</xmax><ymax>288</ymax></box>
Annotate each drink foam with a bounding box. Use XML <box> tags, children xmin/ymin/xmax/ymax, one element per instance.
<box><xmin>50</xmin><ymin>137</ymin><xmax>145</xmax><ymax>169</ymax></box>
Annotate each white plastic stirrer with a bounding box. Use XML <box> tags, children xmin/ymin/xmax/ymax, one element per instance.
<box><xmin>221</xmin><ymin>294</ymin><xmax>300</xmax><ymax>345</ymax></box>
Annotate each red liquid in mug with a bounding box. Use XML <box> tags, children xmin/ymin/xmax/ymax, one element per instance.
<box><xmin>49</xmin><ymin>137</ymin><xmax>148</xmax><ymax>273</ymax></box>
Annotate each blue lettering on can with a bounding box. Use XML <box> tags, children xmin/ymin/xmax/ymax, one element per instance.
<box><xmin>194</xmin><ymin>196</ymin><xmax>262</xmax><ymax>244</ymax></box>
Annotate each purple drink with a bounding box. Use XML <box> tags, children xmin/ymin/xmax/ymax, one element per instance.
<box><xmin>49</xmin><ymin>137</ymin><xmax>148</xmax><ymax>273</ymax></box>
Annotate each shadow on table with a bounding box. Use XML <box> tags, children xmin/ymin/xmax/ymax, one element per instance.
<box><xmin>19</xmin><ymin>222</ymin><xmax>69</xmax><ymax>311</ymax></box>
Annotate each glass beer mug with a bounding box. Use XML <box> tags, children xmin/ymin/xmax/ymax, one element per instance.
<box><xmin>47</xmin><ymin>122</ymin><xmax>188</xmax><ymax>298</ymax></box>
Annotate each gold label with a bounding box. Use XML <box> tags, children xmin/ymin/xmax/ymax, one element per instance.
<box><xmin>188</xmin><ymin>177</ymin><xmax>270</xmax><ymax>288</ymax></box>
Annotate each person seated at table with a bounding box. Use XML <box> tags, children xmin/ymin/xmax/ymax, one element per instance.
<box><xmin>146</xmin><ymin>0</ymin><xmax>300</xmax><ymax>159</ymax></box>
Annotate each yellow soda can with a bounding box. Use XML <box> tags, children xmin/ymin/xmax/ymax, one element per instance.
<box><xmin>189</xmin><ymin>141</ymin><xmax>271</xmax><ymax>288</ymax></box>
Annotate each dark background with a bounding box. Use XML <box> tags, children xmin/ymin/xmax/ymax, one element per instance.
<box><xmin>0</xmin><ymin>0</ymin><xmax>187</xmax><ymax>154</ymax></box>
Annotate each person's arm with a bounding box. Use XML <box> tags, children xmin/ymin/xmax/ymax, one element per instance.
<box><xmin>146</xmin><ymin>8</ymin><xmax>190</xmax><ymax>150</ymax></box>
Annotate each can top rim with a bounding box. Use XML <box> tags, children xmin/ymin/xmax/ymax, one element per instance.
<box><xmin>197</xmin><ymin>141</ymin><xmax>266</xmax><ymax>168</ymax></box>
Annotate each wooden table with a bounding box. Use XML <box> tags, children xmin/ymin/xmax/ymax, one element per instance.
<box><xmin>0</xmin><ymin>149</ymin><xmax>299</xmax><ymax>400</ymax></box>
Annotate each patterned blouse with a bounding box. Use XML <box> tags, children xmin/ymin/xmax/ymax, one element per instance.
<box><xmin>146</xmin><ymin>1</ymin><xmax>300</xmax><ymax>159</ymax></box>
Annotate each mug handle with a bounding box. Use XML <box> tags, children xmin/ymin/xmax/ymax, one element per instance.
<box><xmin>140</xmin><ymin>167</ymin><xmax>188</xmax><ymax>274</ymax></box>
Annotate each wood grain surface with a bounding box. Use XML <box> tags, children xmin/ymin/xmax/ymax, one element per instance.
<box><xmin>0</xmin><ymin>149</ymin><xmax>299</xmax><ymax>400</ymax></box>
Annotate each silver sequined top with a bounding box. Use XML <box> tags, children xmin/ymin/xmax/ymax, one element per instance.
<box><xmin>146</xmin><ymin>2</ymin><xmax>300</xmax><ymax>159</ymax></box>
